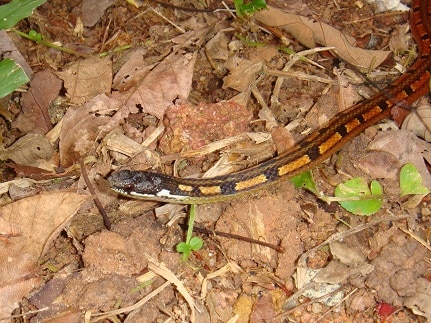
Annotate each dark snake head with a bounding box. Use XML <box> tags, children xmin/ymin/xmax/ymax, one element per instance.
<box><xmin>108</xmin><ymin>170</ymin><xmax>164</xmax><ymax>196</ymax></box>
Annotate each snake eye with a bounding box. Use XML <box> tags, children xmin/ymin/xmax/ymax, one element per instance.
<box><xmin>121</xmin><ymin>182</ymin><xmax>136</xmax><ymax>193</ymax></box>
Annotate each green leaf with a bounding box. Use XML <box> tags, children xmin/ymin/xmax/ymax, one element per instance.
<box><xmin>176</xmin><ymin>242</ymin><xmax>191</xmax><ymax>254</ymax></box>
<box><xmin>189</xmin><ymin>237</ymin><xmax>203</xmax><ymax>251</ymax></box>
<box><xmin>335</xmin><ymin>178</ymin><xmax>383</xmax><ymax>216</ymax></box>
<box><xmin>0</xmin><ymin>0</ymin><xmax>47</xmax><ymax>30</ymax></box>
<box><xmin>0</xmin><ymin>58</ymin><xmax>29</xmax><ymax>98</ymax></box>
<box><xmin>370</xmin><ymin>180</ymin><xmax>383</xmax><ymax>195</ymax></box>
<box><xmin>290</xmin><ymin>170</ymin><xmax>318</xmax><ymax>194</ymax></box>
<box><xmin>234</xmin><ymin>0</ymin><xmax>267</xmax><ymax>17</ymax></box>
<box><xmin>28</xmin><ymin>29</ymin><xmax>43</xmax><ymax>42</ymax></box>
<box><xmin>400</xmin><ymin>163</ymin><xmax>430</xmax><ymax>196</ymax></box>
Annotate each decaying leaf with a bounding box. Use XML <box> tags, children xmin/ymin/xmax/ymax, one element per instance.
<box><xmin>59</xmin><ymin>94</ymin><xmax>119</xmax><ymax>167</ymax></box>
<box><xmin>112</xmin><ymin>47</ymin><xmax>157</xmax><ymax>92</ymax></box>
<box><xmin>254</xmin><ymin>6</ymin><xmax>390</xmax><ymax>69</ymax></box>
<box><xmin>365</xmin><ymin>130</ymin><xmax>431</xmax><ymax>189</ymax></box>
<box><xmin>56</xmin><ymin>55</ymin><xmax>112</xmax><ymax>104</ymax></box>
<box><xmin>0</xmin><ymin>192</ymin><xmax>89</xmax><ymax>318</ymax></box>
<box><xmin>405</xmin><ymin>278</ymin><xmax>431</xmax><ymax>321</ymax></box>
<box><xmin>81</xmin><ymin>0</ymin><xmax>116</xmax><ymax>27</ymax></box>
<box><xmin>12</xmin><ymin>70</ymin><xmax>62</xmax><ymax>134</ymax></box>
<box><xmin>205</xmin><ymin>31</ymin><xmax>229</xmax><ymax>61</ymax></box>
<box><xmin>115</xmin><ymin>50</ymin><xmax>197</xmax><ymax>120</ymax></box>
<box><xmin>0</xmin><ymin>133</ymin><xmax>53</xmax><ymax>168</ymax></box>
<box><xmin>223</xmin><ymin>59</ymin><xmax>263</xmax><ymax>92</ymax></box>
<box><xmin>402</xmin><ymin>104</ymin><xmax>431</xmax><ymax>142</ymax></box>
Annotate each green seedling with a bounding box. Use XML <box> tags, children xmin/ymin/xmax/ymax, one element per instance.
<box><xmin>176</xmin><ymin>204</ymin><xmax>203</xmax><ymax>262</ymax></box>
<box><xmin>399</xmin><ymin>163</ymin><xmax>430</xmax><ymax>196</ymax></box>
<box><xmin>290</xmin><ymin>170</ymin><xmax>319</xmax><ymax>195</ymax></box>
<box><xmin>234</xmin><ymin>0</ymin><xmax>267</xmax><ymax>17</ymax></box>
<box><xmin>14</xmin><ymin>29</ymin><xmax>84</xmax><ymax>56</ymax></box>
<box><xmin>291</xmin><ymin>163</ymin><xmax>429</xmax><ymax>216</ymax></box>
<box><xmin>334</xmin><ymin>178</ymin><xmax>383</xmax><ymax>216</ymax></box>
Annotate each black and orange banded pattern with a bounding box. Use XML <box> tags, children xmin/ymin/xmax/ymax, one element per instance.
<box><xmin>109</xmin><ymin>0</ymin><xmax>431</xmax><ymax>204</ymax></box>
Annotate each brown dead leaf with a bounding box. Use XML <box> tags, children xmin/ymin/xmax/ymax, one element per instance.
<box><xmin>60</xmin><ymin>94</ymin><xmax>120</xmax><ymax>167</ymax></box>
<box><xmin>111</xmin><ymin>51</ymin><xmax>196</xmax><ymax>121</ymax></box>
<box><xmin>56</xmin><ymin>56</ymin><xmax>112</xmax><ymax>105</ymax></box>
<box><xmin>405</xmin><ymin>278</ymin><xmax>431</xmax><ymax>321</ymax></box>
<box><xmin>402</xmin><ymin>104</ymin><xmax>431</xmax><ymax>142</ymax></box>
<box><xmin>12</xmin><ymin>71</ymin><xmax>62</xmax><ymax>134</ymax></box>
<box><xmin>0</xmin><ymin>192</ymin><xmax>89</xmax><ymax>319</ymax></box>
<box><xmin>364</xmin><ymin>130</ymin><xmax>431</xmax><ymax>189</ymax></box>
<box><xmin>81</xmin><ymin>0</ymin><xmax>116</xmax><ymax>27</ymax></box>
<box><xmin>254</xmin><ymin>6</ymin><xmax>390</xmax><ymax>69</ymax></box>
<box><xmin>223</xmin><ymin>59</ymin><xmax>263</xmax><ymax>92</ymax></box>
<box><xmin>0</xmin><ymin>133</ymin><xmax>53</xmax><ymax>169</ymax></box>
<box><xmin>250</xmin><ymin>293</ymin><xmax>277</xmax><ymax>322</ymax></box>
<box><xmin>112</xmin><ymin>48</ymin><xmax>157</xmax><ymax>92</ymax></box>
<box><xmin>215</xmin><ymin>183</ymin><xmax>300</xmax><ymax>272</ymax></box>
<box><xmin>205</xmin><ymin>31</ymin><xmax>229</xmax><ymax>61</ymax></box>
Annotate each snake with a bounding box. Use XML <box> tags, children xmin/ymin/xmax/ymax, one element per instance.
<box><xmin>109</xmin><ymin>0</ymin><xmax>431</xmax><ymax>204</ymax></box>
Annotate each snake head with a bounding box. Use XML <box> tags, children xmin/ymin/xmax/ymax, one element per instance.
<box><xmin>108</xmin><ymin>170</ymin><xmax>164</xmax><ymax>196</ymax></box>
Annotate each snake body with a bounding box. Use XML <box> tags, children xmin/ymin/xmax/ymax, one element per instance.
<box><xmin>109</xmin><ymin>0</ymin><xmax>431</xmax><ymax>204</ymax></box>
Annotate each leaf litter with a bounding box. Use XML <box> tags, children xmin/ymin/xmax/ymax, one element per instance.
<box><xmin>1</xmin><ymin>0</ymin><xmax>431</xmax><ymax>321</ymax></box>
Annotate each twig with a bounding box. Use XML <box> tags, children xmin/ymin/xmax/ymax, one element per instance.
<box><xmin>80</xmin><ymin>159</ymin><xmax>111</xmax><ymax>230</ymax></box>
<box><xmin>180</xmin><ymin>223</ymin><xmax>285</xmax><ymax>253</ymax></box>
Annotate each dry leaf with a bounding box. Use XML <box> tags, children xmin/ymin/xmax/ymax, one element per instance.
<box><xmin>402</xmin><ymin>104</ymin><xmax>431</xmax><ymax>142</ymax></box>
<box><xmin>56</xmin><ymin>56</ymin><xmax>112</xmax><ymax>104</ymax></box>
<box><xmin>365</xmin><ymin>130</ymin><xmax>431</xmax><ymax>189</ymax></box>
<box><xmin>60</xmin><ymin>94</ymin><xmax>120</xmax><ymax>167</ymax></box>
<box><xmin>98</xmin><ymin>50</ymin><xmax>197</xmax><ymax>144</ymax></box>
<box><xmin>115</xmin><ymin>51</ymin><xmax>197</xmax><ymax>120</ymax></box>
<box><xmin>405</xmin><ymin>278</ymin><xmax>431</xmax><ymax>321</ymax></box>
<box><xmin>81</xmin><ymin>0</ymin><xmax>116</xmax><ymax>27</ymax></box>
<box><xmin>13</xmin><ymin>71</ymin><xmax>62</xmax><ymax>134</ymax></box>
<box><xmin>254</xmin><ymin>6</ymin><xmax>390</xmax><ymax>69</ymax></box>
<box><xmin>0</xmin><ymin>133</ymin><xmax>52</xmax><ymax>168</ymax></box>
<box><xmin>223</xmin><ymin>59</ymin><xmax>263</xmax><ymax>92</ymax></box>
<box><xmin>112</xmin><ymin>48</ymin><xmax>157</xmax><ymax>92</ymax></box>
<box><xmin>0</xmin><ymin>192</ymin><xmax>89</xmax><ymax>318</ymax></box>
<box><xmin>205</xmin><ymin>31</ymin><xmax>229</xmax><ymax>61</ymax></box>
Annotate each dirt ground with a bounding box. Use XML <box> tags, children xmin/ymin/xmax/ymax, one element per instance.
<box><xmin>1</xmin><ymin>0</ymin><xmax>431</xmax><ymax>322</ymax></box>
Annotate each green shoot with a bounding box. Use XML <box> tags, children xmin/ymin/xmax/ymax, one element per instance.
<box><xmin>291</xmin><ymin>163</ymin><xmax>430</xmax><ymax>215</ymax></box>
<box><xmin>13</xmin><ymin>29</ymin><xmax>85</xmax><ymax>56</ymax></box>
<box><xmin>290</xmin><ymin>170</ymin><xmax>319</xmax><ymax>195</ymax></box>
<box><xmin>334</xmin><ymin>178</ymin><xmax>383</xmax><ymax>216</ymax></box>
<box><xmin>234</xmin><ymin>0</ymin><xmax>267</xmax><ymax>17</ymax></box>
<box><xmin>176</xmin><ymin>205</ymin><xmax>203</xmax><ymax>262</ymax></box>
<box><xmin>399</xmin><ymin>163</ymin><xmax>430</xmax><ymax>196</ymax></box>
